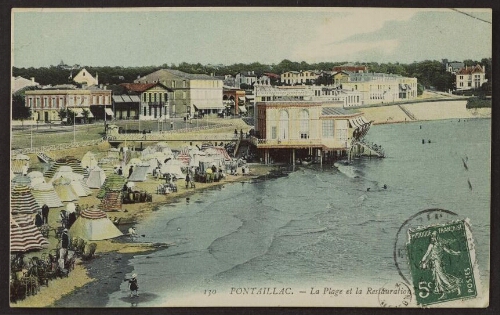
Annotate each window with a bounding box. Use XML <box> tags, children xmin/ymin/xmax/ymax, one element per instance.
<box><xmin>172</xmin><ymin>81</ymin><xmax>176</xmax><ymax>88</ymax></box>
<box><xmin>144</xmin><ymin>107</ymin><xmax>146</xmax><ymax>116</ymax></box>
<box><xmin>164</xmin><ymin>93</ymin><xmax>168</xmax><ymax>102</ymax></box>
<box><xmin>300</xmin><ymin>110</ymin><xmax>309</xmax><ymax>139</ymax></box>
<box><xmin>279</xmin><ymin>110</ymin><xmax>289</xmax><ymax>139</ymax></box>
<box><xmin>28</xmin><ymin>98</ymin><xmax>33</xmax><ymax>108</ymax></box>
<box><xmin>52</xmin><ymin>97</ymin><xmax>56</xmax><ymax>108</ymax></box>
<box><xmin>183</xmin><ymin>80</ymin><xmax>187</xmax><ymax>88</ymax></box>
<box><xmin>271</xmin><ymin>126</ymin><xmax>277</xmax><ymax>139</ymax></box>
<box><xmin>36</xmin><ymin>98</ymin><xmax>40</xmax><ymax>108</ymax></box>
<box><xmin>322</xmin><ymin>120</ymin><xmax>334</xmax><ymax>138</ymax></box>
<box><xmin>143</xmin><ymin>94</ymin><xmax>147</xmax><ymax>102</ymax></box>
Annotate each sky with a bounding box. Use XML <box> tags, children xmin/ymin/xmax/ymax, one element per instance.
<box><xmin>12</xmin><ymin>8</ymin><xmax>492</xmax><ymax>68</ymax></box>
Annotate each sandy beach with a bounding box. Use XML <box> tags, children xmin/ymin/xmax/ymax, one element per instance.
<box><xmin>11</xmin><ymin>135</ymin><xmax>276</xmax><ymax>307</ymax></box>
<box><xmin>11</xmin><ymin>101</ymin><xmax>491</xmax><ymax>308</ymax></box>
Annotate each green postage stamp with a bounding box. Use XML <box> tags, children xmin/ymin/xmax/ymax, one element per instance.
<box><xmin>407</xmin><ymin>219</ymin><xmax>478</xmax><ymax>306</ymax></box>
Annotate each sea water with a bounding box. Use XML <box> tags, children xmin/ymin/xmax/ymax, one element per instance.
<box><xmin>106</xmin><ymin>118</ymin><xmax>491</xmax><ymax>306</ymax></box>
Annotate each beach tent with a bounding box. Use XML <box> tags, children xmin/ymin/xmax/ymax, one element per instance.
<box><xmin>31</xmin><ymin>182</ymin><xmax>63</xmax><ymax>208</ymax></box>
<box><xmin>11</xmin><ymin>154</ymin><xmax>30</xmax><ymax>175</ymax></box>
<box><xmin>143</xmin><ymin>157</ymin><xmax>162</xmax><ymax>174</ymax></box>
<box><xmin>81</xmin><ymin>151</ymin><xmax>98</xmax><ymax>169</ymax></box>
<box><xmin>45</xmin><ymin>156</ymin><xmax>85</xmax><ymax>178</ymax></box>
<box><xmin>10</xmin><ymin>214</ymin><xmax>49</xmax><ymax>252</ymax></box>
<box><xmin>69</xmin><ymin>207</ymin><xmax>123</xmax><ymax>241</ymax></box>
<box><xmin>86</xmin><ymin>166</ymin><xmax>107</xmax><ymax>189</ymax></box>
<box><xmin>11</xmin><ymin>175</ymin><xmax>31</xmax><ymax>186</ymax></box>
<box><xmin>27</xmin><ymin>171</ymin><xmax>44</xmax><ymax>180</ymax></box>
<box><xmin>160</xmin><ymin>159</ymin><xmax>186</xmax><ymax>179</ymax></box>
<box><xmin>99</xmin><ymin>191</ymin><xmax>122</xmax><ymax>212</ymax></box>
<box><xmin>126</xmin><ymin>158</ymin><xmax>143</xmax><ymax>169</ymax></box>
<box><xmin>51</xmin><ymin>168</ymin><xmax>91</xmax><ymax>197</ymax></box>
<box><xmin>204</xmin><ymin>146</ymin><xmax>232</xmax><ymax>161</ymax></box>
<box><xmin>29</xmin><ymin>176</ymin><xmax>46</xmax><ymax>188</ymax></box>
<box><xmin>97</xmin><ymin>174</ymin><xmax>127</xmax><ymax>198</ymax></box>
<box><xmin>128</xmin><ymin>163</ymin><xmax>150</xmax><ymax>182</ymax></box>
<box><xmin>11</xmin><ymin>185</ymin><xmax>40</xmax><ymax>215</ymax></box>
<box><xmin>52</xmin><ymin>177</ymin><xmax>78</xmax><ymax>202</ymax></box>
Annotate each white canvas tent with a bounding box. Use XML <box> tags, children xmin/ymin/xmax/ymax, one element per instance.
<box><xmin>81</xmin><ymin>151</ymin><xmax>98</xmax><ymax>169</ymax></box>
<box><xmin>128</xmin><ymin>164</ymin><xmax>150</xmax><ymax>182</ymax></box>
<box><xmin>69</xmin><ymin>207</ymin><xmax>123</xmax><ymax>241</ymax></box>
<box><xmin>86</xmin><ymin>166</ymin><xmax>107</xmax><ymax>189</ymax></box>
<box><xmin>52</xmin><ymin>177</ymin><xmax>78</xmax><ymax>202</ymax></box>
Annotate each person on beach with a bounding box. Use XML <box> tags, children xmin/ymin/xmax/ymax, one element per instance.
<box><xmin>60</xmin><ymin>228</ymin><xmax>70</xmax><ymax>259</ymax></box>
<box><xmin>67</xmin><ymin>210</ymin><xmax>77</xmax><ymax>229</ymax></box>
<box><xmin>118</xmin><ymin>166</ymin><xmax>123</xmax><ymax>176</ymax></box>
<box><xmin>35</xmin><ymin>210</ymin><xmax>44</xmax><ymax>227</ymax></box>
<box><xmin>41</xmin><ymin>204</ymin><xmax>49</xmax><ymax>224</ymax></box>
<box><xmin>129</xmin><ymin>165</ymin><xmax>134</xmax><ymax>178</ymax></box>
<box><xmin>126</xmin><ymin>274</ymin><xmax>139</xmax><ymax>297</ymax></box>
<box><xmin>185</xmin><ymin>173</ymin><xmax>191</xmax><ymax>188</ymax></box>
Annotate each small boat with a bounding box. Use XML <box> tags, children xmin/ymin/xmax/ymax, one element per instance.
<box><xmin>37</xmin><ymin>152</ymin><xmax>53</xmax><ymax>164</ymax></box>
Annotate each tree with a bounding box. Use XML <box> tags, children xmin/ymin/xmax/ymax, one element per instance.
<box><xmin>82</xmin><ymin>109</ymin><xmax>90</xmax><ymax>124</ymax></box>
<box><xmin>12</xmin><ymin>94</ymin><xmax>31</xmax><ymax>121</ymax></box>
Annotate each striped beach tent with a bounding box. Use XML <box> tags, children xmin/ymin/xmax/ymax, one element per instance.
<box><xmin>52</xmin><ymin>177</ymin><xmax>78</xmax><ymax>202</ymax></box>
<box><xmin>11</xmin><ymin>185</ymin><xmax>40</xmax><ymax>215</ymax></box>
<box><xmin>99</xmin><ymin>191</ymin><xmax>122</xmax><ymax>212</ymax></box>
<box><xmin>176</xmin><ymin>147</ymin><xmax>191</xmax><ymax>166</ymax></box>
<box><xmin>45</xmin><ymin>156</ymin><xmax>85</xmax><ymax>178</ymax></box>
<box><xmin>86</xmin><ymin>166</ymin><xmax>106</xmax><ymax>189</ymax></box>
<box><xmin>204</xmin><ymin>146</ymin><xmax>232</xmax><ymax>161</ymax></box>
<box><xmin>31</xmin><ymin>182</ymin><xmax>64</xmax><ymax>208</ymax></box>
<box><xmin>69</xmin><ymin>207</ymin><xmax>123</xmax><ymax>241</ymax></box>
<box><xmin>97</xmin><ymin>174</ymin><xmax>127</xmax><ymax>198</ymax></box>
<box><xmin>11</xmin><ymin>175</ymin><xmax>31</xmax><ymax>186</ymax></box>
<box><xmin>11</xmin><ymin>214</ymin><xmax>49</xmax><ymax>252</ymax></box>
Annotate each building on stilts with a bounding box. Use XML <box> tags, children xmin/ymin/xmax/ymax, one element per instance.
<box><xmin>250</xmin><ymin>99</ymin><xmax>380</xmax><ymax>165</ymax></box>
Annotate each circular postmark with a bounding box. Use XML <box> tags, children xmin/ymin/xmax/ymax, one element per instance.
<box><xmin>393</xmin><ymin>208</ymin><xmax>459</xmax><ymax>285</ymax></box>
<box><xmin>377</xmin><ymin>281</ymin><xmax>413</xmax><ymax>307</ymax></box>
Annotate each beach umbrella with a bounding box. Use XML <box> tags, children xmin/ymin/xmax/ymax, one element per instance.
<box><xmin>11</xmin><ymin>185</ymin><xmax>39</xmax><ymax>215</ymax></box>
<box><xmin>69</xmin><ymin>207</ymin><xmax>123</xmax><ymax>241</ymax></box>
<box><xmin>31</xmin><ymin>182</ymin><xmax>63</xmax><ymax>208</ymax></box>
<box><xmin>10</xmin><ymin>214</ymin><xmax>49</xmax><ymax>253</ymax></box>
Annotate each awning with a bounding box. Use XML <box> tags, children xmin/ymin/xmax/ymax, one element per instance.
<box><xmin>193</xmin><ymin>102</ymin><xmax>225</xmax><ymax>110</ymax></box>
<box><xmin>238</xmin><ymin>105</ymin><xmax>247</xmax><ymax>113</ymax></box>
<box><xmin>105</xmin><ymin>108</ymin><xmax>114</xmax><ymax>116</ymax></box>
<box><xmin>349</xmin><ymin>118</ymin><xmax>360</xmax><ymax>128</ymax></box>
<box><xmin>72</xmin><ymin>108</ymin><xmax>94</xmax><ymax>118</ymax></box>
<box><xmin>360</xmin><ymin>116</ymin><xmax>370</xmax><ymax>125</ymax></box>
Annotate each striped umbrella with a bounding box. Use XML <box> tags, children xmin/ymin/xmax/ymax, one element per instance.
<box><xmin>10</xmin><ymin>214</ymin><xmax>49</xmax><ymax>253</ymax></box>
<box><xmin>11</xmin><ymin>185</ymin><xmax>40</xmax><ymax>215</ymax></box>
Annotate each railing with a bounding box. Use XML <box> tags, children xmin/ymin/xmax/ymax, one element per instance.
<box><xmin>251</xmin><ymin>137</ymin><xmax>323</xmax><ymax>147</ymax></box>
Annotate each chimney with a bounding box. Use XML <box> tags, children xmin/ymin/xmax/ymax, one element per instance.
<box><xmin>30</xmin><ymin>77</ymin><xmax>35</xmax><ymax>83</ymax></box>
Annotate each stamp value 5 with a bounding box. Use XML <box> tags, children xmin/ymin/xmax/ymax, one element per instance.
<box><xmin>406</xmin><ymin>220</ymin><xmax>477</xmax><ymax>306</ymax></box>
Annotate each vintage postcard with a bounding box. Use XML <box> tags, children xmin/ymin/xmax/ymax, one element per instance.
<box><xmin>10</xmin><ymin>7</ymin><xmax>491</xmax><ymax>308</ymax></box>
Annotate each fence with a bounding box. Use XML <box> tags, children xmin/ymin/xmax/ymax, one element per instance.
<box><xmin>11</xmin><ymin>139</ymin><xmax>105</xmax><ymax>155</ymax></box>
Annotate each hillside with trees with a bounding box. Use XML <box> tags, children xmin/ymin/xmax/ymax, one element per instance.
<box><xmin>13</xmin><ymin>58</ymin><xmax>491</xmax><ymax>93</ymax></box>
